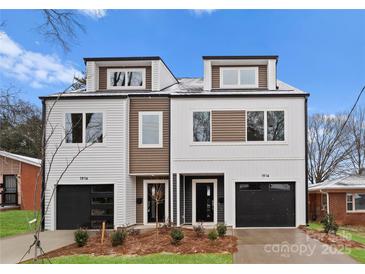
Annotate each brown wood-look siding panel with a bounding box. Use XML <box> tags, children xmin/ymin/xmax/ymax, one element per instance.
<box><xmin>129</xmin><ymin>97</ymin><xmax>169</xmax><ymax>174</ymax></box>
<box><xmin>212</xmin><ymin>110</ymin><xmax>246</xmax><ymax>142</ymax></box>
<box><xmin>211</xmin><ymin>66</ymin><xmax>220</xmax><ymax>89</ymax></box>
<box><xmin>99</xmin><ymin>66</ymin><xmax>152</xmax><ymax>90</ymax></box>
<box><xmin>211</xmin><ymin>65</ymin><xmax>267</xmax><ymax>89</ymax></box>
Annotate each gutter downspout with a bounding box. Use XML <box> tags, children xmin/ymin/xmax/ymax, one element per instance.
<box><xmin>305</xmin><ymin>97</ymin><xmax>309</xmax><ymax>225</ymax></box>
<box><xmin>41</xmin><ymin>99</ymin><xmax>46</xmax><ymax>231</ymax></box>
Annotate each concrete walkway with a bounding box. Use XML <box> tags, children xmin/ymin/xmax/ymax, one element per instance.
<box><xmin>233</xmin><ymin>229</ymin><xmax>358</xmax><ymax>264</ymax></box>
<box><xmin>0</xmin><ymin>230</ymin><xmax>75</xmax><ymax>264</ymax></box>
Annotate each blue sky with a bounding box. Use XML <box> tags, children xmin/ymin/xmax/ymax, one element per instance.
<box><xmin>0</xmin><ymin>9</ymin><xmax>364</xmax><ymax>113</ymax></box>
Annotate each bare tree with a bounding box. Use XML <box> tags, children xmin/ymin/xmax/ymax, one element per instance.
<box><xmin>345</xmin><ymin>106</ymin><xmax>365</xmax><ymax>174</ymax></box>
<box><xmin>18</xmin><ymin>81</ymin><xmax>99</xmax><ymax>263</ymax></box>
<box><xmin>38</xmin><ymin>10</ymin><xmax>85</xmax><ymax>52</ymax></box>
<box><xmin>308</xmin><ymin>113</ymin><xmax>352</xmax><ymax>184</ymax></box>
<box><xmin>149</xmin><ymin>184</ymin><xmax>165</xmax><ymax>237</ymax></box>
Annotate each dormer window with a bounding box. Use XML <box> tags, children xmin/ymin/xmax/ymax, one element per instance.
<box><xmin>107</xmin><ymin>68</ymin><xmax>145</xmax><ymax>89</ymax></box>
<box><xmin>220</xmin><ymin>67</ymin><xmax>258</xmax><ymax>89</ymax></box>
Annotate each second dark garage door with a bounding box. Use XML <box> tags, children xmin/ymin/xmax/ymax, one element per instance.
<box><xmin>57</xmin><ymin>185</ymin><xmax>114</xmax><ymax>229</ymax></box>
<box><xmin>235</xmin><ymin>182</ymin><xmax>295</xmax><ymax>227</ymax></box>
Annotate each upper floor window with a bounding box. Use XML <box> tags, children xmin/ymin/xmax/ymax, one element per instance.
<box><xmin>107</xmin><ymin>68</ymin><xmax>145</xmax><ymax>89</ymax></box>
<box><xmin>65</xmin><ymin>112</ymin><xmax>103</xmax><ymax>143</ymax></box>
<box><xmin>220</xmin><ymin>67</ymin><xmax>258</xmax><ymax>88</ymax></box>
<box><xmin>65</xmin><ymin>113</ymin><xmax>83</xmax><ymax>143</ymax></box>
<box><xmin>347</xmin><ymin>193</ymin><xmax>365</xmax><ymax>212</ymax></box>
<box><xmin>139</xmin><ymin>112</ymin><xmax>163</xmax><ymax>148</ymax></box>
<box><xmin>193</xmin><ymin>111</ymin><xmax>211</xmax><ymax>142</ymax></box>
<box><xmin>247</xmin><ymin>110</ymin><xmax>285</xmax><ymax>142</ymax></box>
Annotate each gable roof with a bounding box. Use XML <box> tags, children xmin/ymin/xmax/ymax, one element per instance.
<box><xmin>0</xmin><ymin>150</ymin><xmax>41</xmax><ymax>167</ymax></box>
<box><xmin>308</xmin><ymin>174</ymin><xmax>365</xmax><ymax>191</ymax></box>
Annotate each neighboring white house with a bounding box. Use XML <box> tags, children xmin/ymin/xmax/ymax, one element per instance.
<box><xmin>40</xmin><ymin>55</ymin><xmax>309</xmax><ymax>230</ymax></box>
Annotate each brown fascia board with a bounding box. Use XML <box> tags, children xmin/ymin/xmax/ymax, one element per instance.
<box><xmin>83</xmin><ymin>56</ymin><xmax>161</xmax><ymax>64</ymax></box>
<box><xmin>202</xmin><ymin>55</ymin><xmax>279</xmax><ymax>60</ymax></box>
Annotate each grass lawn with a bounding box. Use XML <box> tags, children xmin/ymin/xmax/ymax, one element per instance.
<box><xmin>308</xmin><ymin>222</ymin><xmax>365</xmax><ymax>263</ymax></box>
<box><xmin>308</xmin><ymin>222</ymin><xmax>365</xmax><ymax>245</ymax></box>
<box><xmin>31</xmin><ymin>253</ymin><xmax>233</xmax><ymax>264</ymax></box>
<box><xmin>0</xmin><ymin>210</ymin><xmax>38</xmax><ymax>238</ymax></box>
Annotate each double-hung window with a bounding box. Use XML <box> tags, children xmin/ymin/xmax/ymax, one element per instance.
<box><xmin>193</xmin><ymin>111</ymin><xmax>211</xmax><ymax>142</ymax></box>
<box><xmin>65</xmin><ymin>112</ymin><xmax>103</xmax><ymax>143</ymax></box>
<box><xmin>107</xmin><ymin>68</ymin><xmax>145</xmax><ymax>89</ymax></box>
<box><xmin>247</xmin><ymin>110</ymin><xmax>285</xmax><ymax>142</ymax></box>
<box><xmin>220</xmin><ymin>67</ymin><xmax>258</xmax><ymax>88</ymax></box>
<box><xmin>347</xmin><ymin>193</ymin><xmax>365</xmax><ymax>212</ymax></box>
<box><xmin>139</xmin><ymin>112</ymin><xmax>163</xmax><ymax>148</ymax></box>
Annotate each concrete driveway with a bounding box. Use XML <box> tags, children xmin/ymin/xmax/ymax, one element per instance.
<box><xmin>0</xmin><ymin>230</ymin><xmax>75</xmax><ymax>264</ymax></box>
<box><xmin>233</xmin><ymin>229</ymin><xmax>358</xmax><ymax>264</ymax></box>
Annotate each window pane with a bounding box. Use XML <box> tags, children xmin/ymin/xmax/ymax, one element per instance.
<box><xmin>240</xmin><ymin>69</ymin><xmax>256</xmax><ymax>86</ymax></box>
<box><xmin>92</xmin><ymin>185</ymin><xmax>113</xmax><ymax>193</ymax></box>
<box><xmin>222</xmin><ymin>70</ymin><xmax>238</xmax><ymax>86</ymax></box>
<box><xmin>91</xmin><ymin>208</ymin><xmax>113</xmax><ymax>216</ymax></box>
<box><xmin>347</xmin><ymin>202</ymin><xmax>353</xmax><ymax>211</ymax></box>
<box><xmin>247</xmin><ymin>111</ymin><xmax>264</xmax><ymax>141</ymax></box>
<box><xmin>347</xmin><ymin>194</ymin><xmax>353</xmax><ymax>202</ymax></box>
<box><xmin>354</xmin><ymin>194</ymin><xmax>365</xmax><ymax>210</ymax></box>
<box><xmin>86</xmin><ymin>113</ymin><xmax>103</xmax><ymax>143</ymax></box>
<box><xmin>65</xmin><ymin>113</ymin><xmax>83</xmax><ymax>143</ymax></box>
<box><xmin>110</xmin><ymin>71</ymin><xmax>126</xmax><ymax>87</ymax></box>
<box><xmin>127</xmin><ymin>71</ymin><xmax>143</xmax><ymax>87</ymax></box>
<box><xmin>193</xmin><ymin>111</ymin><xmax>210</xmax><ymax>142</ymax></box>
<box><xmin>269</xmin><ymin>183</ymin><xmax>291</xmax><ymax>191</ymax></box>
<box><xmin>92</xmin><ymin>197</ymin><xmax>113</xmax><ymax>204</ymax></box>
<box><xmin>267</xmin><ymin>111</ymin><xmax>285</xmax><ymax>141</ymax></box>
<box><xmin>238</xmin><ymin>183</ymin><xmax>261</xmax><ymax>191</ymax></box>
<box><xmin>142</xmin><ymin>114</ymin><xmax>160</xmax><ymax>145</ymax></box>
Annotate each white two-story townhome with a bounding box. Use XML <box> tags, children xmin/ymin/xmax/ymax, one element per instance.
<box><xmin>40</xmin><ymin>55</ymin><xmax>309</xmax><ymax>230</ymax></box>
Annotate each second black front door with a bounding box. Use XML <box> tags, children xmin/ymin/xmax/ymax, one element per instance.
<box><xmin>147</xmin><ymin>184</ymin><xmax>165</xmax><ymax>223</ymax></box>
<box><xmin>196</xmin><ymin>183</ymin><xmax>214</xmax><ymax>222</ymax></box>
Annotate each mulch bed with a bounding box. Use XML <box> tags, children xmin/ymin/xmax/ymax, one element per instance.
<box><xmin>42</xmin><ymin>228</ymin><xmax>237</xmax><ymax>259</ymax></box>
<box><xmin>300</xmin><ymin>226</ymin><xmax>365</xmax><ymax>249</ymax></box>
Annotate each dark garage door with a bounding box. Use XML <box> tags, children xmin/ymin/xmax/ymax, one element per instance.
<box><xmin>235</xmin><ymin>182</ymin><xmax>295</xmax><ymax>227</ymax></box>
<box><xmin>57</xmin><ymin>185</ymin><xmax>114</xmax><ymax>229</ymax></box>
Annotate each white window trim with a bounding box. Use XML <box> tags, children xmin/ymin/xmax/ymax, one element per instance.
<box><xmin>220</xmin><ymin>67</ymin><xmax>259</xmax><ymax>89</ymax></box>
<box><xmin>138</xmin><ymin>111</ymin><xmax>163</xmax><ymax>148</ymax></box>
<box><xmin>143</xmin><ymin>179</ymin><xmax>169</xmax><ymax>225</ymax></box>
<box><xmin>192</xmin><ymin>110</ymin><xmax>212</xmax><ymax>143</ymax></box>
<box><xmin>246</xmin><ymin>109</ymin><xmax>286</xmax><ymax>143</ymax></box>
<box><xmin>64</xmin><ymin>112</ymin><xmax>105</xmax><ymax>145</ymax></box>
<box><xmin>346</xmin><ymin>193</ymin><xmax>365</xmax><ymax>213</ymax></box>
<box><xmin>106</xmin><ymin>68</ymin><xmax>146</xmax><ymax>90</ymax></box>
<box><xmin>192</xmin><ymin>179</ymin><xmax>218</xmax><ymax>225</ymax></box>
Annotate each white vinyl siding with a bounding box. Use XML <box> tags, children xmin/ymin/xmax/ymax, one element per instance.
<box><xmin>44</xmin><ymin>99</ymin><xmax>130</xmax><ymax>230</ymax></box>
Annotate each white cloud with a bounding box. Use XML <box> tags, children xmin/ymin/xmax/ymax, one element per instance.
<box><xmin>79</xmin><ymin>9</ymin><xmax>107</xmax><ymax>19</ymax></box>
<box><xmin>0</xmin><ymin>32</ymin><xmax>81</xmax><ymax>89</ymax></box>
<box><xmin>191</xmin><ymin>9</ymin><xmax>216</xmax><ymax>16</ymax></box>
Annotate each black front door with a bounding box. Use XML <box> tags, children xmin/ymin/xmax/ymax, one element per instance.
<box><xmin>3</xmin><ymin>175</ymin><xmax>18</xmax><ymax>205</ymax></box>
<box><xmin>147</xmin><ymin>184</ymin><xmax>165</xmax><ymax>223</ymax></box>
<box><xmin>196</xmin><ymin>183</ymin><xmax>214</xmax><ymax>222</ymax></box>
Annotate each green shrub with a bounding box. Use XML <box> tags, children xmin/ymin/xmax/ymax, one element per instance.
<box><xmin>208</xmin><ymin>229</ymin><xmax>218</xmax><ymax>241</ymax></box>
<box><xmin>216</xmin><ymin>223</ymin><xmax>227</xmax><ymax>237</ymax></box>
<box><xmin>193</xmin><ymin>224</ymin><xmax>205</xmax><ymax>238</ymax></box>
<box><xmin>170</xmin><ymin>228</ymin><xmax>184</xmax><ymax>245</ymax></box>
<box><xmin>74</xmin><ymin>228</ymin><xmax>89</xmax><ymax>247</ymax></box>
<box><xmin>111</xmin><ymin>229</ymin><xmax>127</xmax><ymax>246</ymax></box>
<box><xmin>321</xmin><ymin>214</ymin><xmax>339</xmax><ymax>234</ymax></box>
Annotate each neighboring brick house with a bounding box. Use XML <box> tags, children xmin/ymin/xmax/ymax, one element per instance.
<box><xmin>0</xmin><ymin>151</ymin><xmax>42</xmax><ymax>210</ymax></box>
<box><xmin>308</xmin><ymin>173</ymin><xmax>365</xmax><ymax>226</ymax></box>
